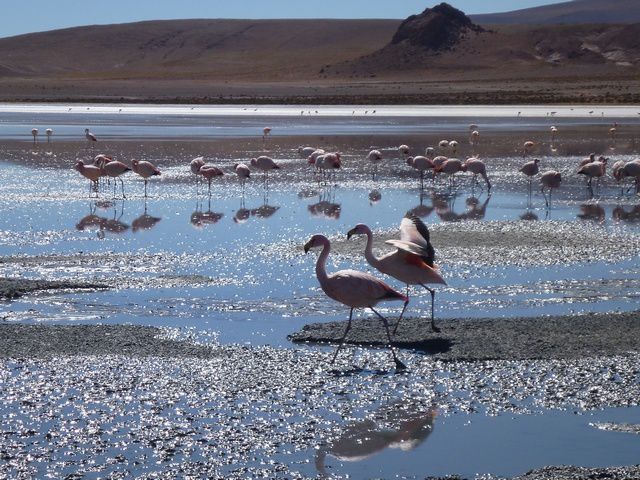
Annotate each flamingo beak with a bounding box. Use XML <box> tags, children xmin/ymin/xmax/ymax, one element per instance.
<box><xmin>303</xmin><ymin>240</ymin><xmax>312</xmax><ymax>253</ymax></box>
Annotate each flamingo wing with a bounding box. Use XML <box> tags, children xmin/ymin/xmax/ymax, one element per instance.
<box><xmin>398</xmin><ymin>213</ymin><xmax>435</xmax><ymax>266</ymax></box>
<box><xmin>326</xmin><ymin>269</ymin><xmax>406</xmax><ymax>307</ymax></box>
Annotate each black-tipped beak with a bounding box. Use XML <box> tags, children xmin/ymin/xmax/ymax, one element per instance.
<box><xmin>347</xmin><ymin>228</ymin><xmax>356</xmax><ymax>240</ymax></box>
<box><xmin>303</xmin><ymin>241</ymin><xmax>312</xmax><ymax>253</ymax></box>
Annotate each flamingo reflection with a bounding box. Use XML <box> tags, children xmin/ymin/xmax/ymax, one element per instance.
<box><xmin>132</xmin><ymin>203</ymin><xmax>162</xmax><ymax>232</ymax></box>
<box><xmin>613</xmin><ymin>205</ymin><xmax>640</xmax><ymax>223</ymax></box>
<box><xmin>315</xmin><ymin>401</ymin><xmax>436</xmax><ymax>477</ymax></box>
<box><xmin>577</xmin><ymin>203</ymin><xmax>605</xmax><ymax>222</ymax></box>
<box><xmin>308</xmin><ymin>186</ymin><xmax>341</xmax><ymax>220</ymax></box>
<box><xmin>407</xmin><ymin>188</ymin><xmax>434</xmax><ymax>218</ymax></box>
<box><xmin>191</xmin><ymin>197</ymin><xmax>223</xmax><ymax>228</ymax></box>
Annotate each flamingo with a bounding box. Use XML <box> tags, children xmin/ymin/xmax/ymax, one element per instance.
<box><xmin>347</xmin><ymin>213</ymin><xmax>446</xmax><ymax>333</ymax></box>
<box><xmin>425</xmin><ymin>147</ymin><xmax>435</xmax><ymax>159</ymax></box>
<box><xmin>262</xmin><ymin>127</ymin><xmax>272</xmax><ymax>146</ymax></box>
<box><xmin>298</xmin><ymin>146</ymin><xmax>317</xmax><ymax>158</ymax></box>
<box><xmin>190</xmin><ymin>156</ymin><xmax>205</xmax><ymax>193</ymax></box>
<box><xmin>523</xmin><ymin>141</ymin><xmax>535</xmax><ymax>158</ymax></box>
<box><xmin>577</xmin><ymin>157</ymin><xmax>607</xmax><ymax>187</ymax></box>
<box><xmin>470</xmin><ymin>130</ymin><xmax>480</xmax><ymax>147</ymax></box>
<box><xmin>85</xmin><ymin>128</ymin><xmax>97</xmax><ymax>142</ymax></box>
<box><xmin>619</xmin><ymin>160</ymin><xmax>640</xmax><ymax>193</ymax></box>
<box><xmin>579</xmin><ymin>153</ymin><xmax>597</xmax><ymax>168</ymax></box>
<box><xmin>550</xmin><ymin>126</ymin><xmax>558</xmax><ymax>142</ymax></box>
<box><xmin>304</xmin><ymin>234</ymin><xmax>407</xmax><ymax>370</ymax></box>
<box><xmin>103</xmin><ymin>160</ymin><xmax>131</xmax><ymax>198</ymax></box>
<box><xmin>307</xmin><ymin>148</ymin><xmax>326</xmax><ymax>172</ymax></box>
<box><xmin>398</xmin><ymin>145</ymin><xmax>411</xmax><ymax>161</ymax></box>
<box><xmin>540</xmin><ymin>170</ymin><xmax>562</xmax><ymax>207</ymax></box>
<box><xmin>449</xmin><ymin>140</ymin><xmax>458</xmax><ymax>156</ymax></box>
<box><xmin>438</xmin><ymin>140</ymin><xmax>449</xmax><ymax>151</ymax></box>
<box><xmin>31</xmin><ymin>128</ymin><xmax>38</xmax><ymax>144</ymax></box>
<box><xmin>251</xmin><ymin>156</ymin><xmax>280</xmax><ymax>183</ymax></box>
<box><xmin>45</xmin><ymin>128</ymin><xmax>53</xmax><ymax>143</ymax></box>
<box><xmin>318</xmin><ymin>152</ymin><xmax>341</xmax><ymax>181</ymax></box>
<box><xmin>234</xmin><ymin>163</ymin><xmax>251</xmax><ymax>191</ymax></box>
<box><xmin>367</xmin><ymin>149</ymin><xmax>383</xmax><ymax>179</ymax></box>
<box><xmin>520</xmin><ymin>158</ymin><xmax>540</xmax><ymax>190</ymax></box>
<box><xmin>406</xmin><ymin>156</ymin><xmax>434</xmax><ymax>187</ymax></box>
<box><xmin>131</xmin><ymin>159</ymin><xmax>161</xmax><ymax>197</ymax></box>
<box><xmin>199</xmin><ymin>165</ymin><xmax>224</xmax><ymax>195</ymax></box>
<box><xmin>74</xmin><ymin>161</ymin><xmax>102</xmax><ymax>196</ymax></box>
<box><xmin>464</xmin><ymin>157</ymin><xmax>491</xmax><ymax>190</ymax></box>
<box><xmin>434</xmin><ymin>158</ymin><xmax>464</xmax><ymax>188</ymax></box>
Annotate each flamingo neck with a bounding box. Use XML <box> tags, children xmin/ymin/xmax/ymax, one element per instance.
<box><xmin>362</xmin><ymin>228</ymin><xmax>381</xmax><ymax>269</ymax></box>
<box><xmin>315</xmin><ymin>239</ymin><xmax>331</xmax><ymax>286</ymax></box>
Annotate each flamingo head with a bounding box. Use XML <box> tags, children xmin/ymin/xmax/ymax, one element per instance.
<box><xmin>304</xmin><ymin>234</ymin><xmax>328</xmax><ymax>253</ymax></box>
<box><xmin>406</xmin><ymin>156</ymin><xmax>414</xmax><ymax>166</ymax></box>
<box><xmin>533</xmin><ymin>158</ymin><xmax>540</xmax><ymax>164</ymax></box>
<box><xmin>346</xmin><ymin>224</ymin><xmax>371</xmax><ymax>240</ymax></box>
<box><xmin>599</xmin><ymin>156</ymin><xmax>608</xmax><ymax>164</ymax></box>
<box><xmin>73</xmin><ymin>161</ymin><xmax>83</xmax><ymax>171</ymax></box>
<box><xmin>250</xmin><ymin>158</ymin><xmax>257</xmax><ymax>166</ymax></box>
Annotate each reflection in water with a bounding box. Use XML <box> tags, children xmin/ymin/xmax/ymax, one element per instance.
<box><xmin>577</xmin><ymin>203</ymin><xmax>605</xmax><ymax>222</ymax></box>
<box><xmin>132</xmin><ymin>209</ymin><xmax>162</xmax><ymax>233</ymax></box>
<box><xmin>613</xmin><ymin>205</ymin><xmax>640</xmax><ymax>223</ymax></box>
<box><xmin>315</xmin><ymin>400</ymin><xmax>436</xmax><ymax>477</ymax></box>
<box><xmin>435</xmin><ymin>192</ymin><xmax>491</xmax><ymax>222</ymax></box>
<box><xmin>76</xmin><ymin>201</ymin><xmax>129</xmax><ymax>236</ymax></box>
<box><xmin>520</xmin><ymin>210</ymin><xmax>539</xmax><ymax>221</ymax></box>
<box><xmin>234</xmin><ymin>195</ymin><xmax>251</xmax><ymax>224</ymax></box>
<box><xmin>368</xmin><ymin>189</ymin><xmax>382</xmax><ymax>206</ymax></box>
<box><xmin>308</xmin><ymin>186</ymin><xmax>341</xmax><ymax>220</ymax></box>
<box><xmin>191</xmin><ymin>198</ymin><xmax>223</xmax><ymax>228</ymax></box>
<box><xmin>408</xmin><ymin>188</ymin><xmax>434</xmax><ymax>218</ymax></box>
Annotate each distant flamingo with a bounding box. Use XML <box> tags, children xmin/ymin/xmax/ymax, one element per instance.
<box><xmin>234</xmin><ymin>163</ymin><xmax>251</xmax><ymax>191</ymax></box>
<box><xmin>31</xmin><ymin>128</ymin><xmax>38</xmax><ymax>144</ymax></box>
<box><xmin>449</xmin><ymin>140</ymin><xmax>458</xmax><ymax>156</ymax></box>
<box><xmin>540</xmin><ymin>170</ymin><xmax>562</xmax><ymax>207</ymax></box>
<box><xmin>406</xmin><ymin>156</ymin><xmax>434</xmax><ymax>187</ymax></box>
<box><xmin>307</xmin><ymin>149</ymin><xmax>326</xmax><ymax>172</ymax></box>
<box><xmin>103</xmin><ymin>160</ymin><xmax>131</xmax><ymax>198</ymax></box>
<box><xmin>85</xmin><ymin>128</ymin><xmax>97</xmax><ymax>142</ymax></box>
<box><xmin>398</xmin><ymin>144</ymin><xmax>410</xmax><ymax>161</ymax></box>
<box><xmin>470</xmin><ymin>130</ymin><xmax>480</xmax><ymax>147</ymax></box>
<box><xmin>298</xmin><ymin>146</ymin><xmax>317</xmax><ymax>158</ymax></box>
<box><xmin>262</xmin><ymin>127</ymin><xmax>272</xmax><ymax>146</ymax></box>
<box><xmin>464</xmin><ymin>157</ymin><xmax>491</xmax><ymax>190</ymax></box>
<box><xmin>620</xmin><ymin>160</ymin><xmax>640</xmax><ymax>193</ymax></box>
<box><xmin>190</xmin><ymin>156</ymin><xmax>205</xmax><ymax>193</ymax></box>
<box><xmin>251</xmin><ymin>156</ymin><xmax>280</xmax><ymax>182</ymax></box>
<box><xmin>304</xmin><ymin>234</ymin><xmax>407</xmax><ymax>370</ymax></box>
<box><xmin>45</xmin><ymin>128</ymin><xmax>53</xmax><ymax>143</ymax></box>
<box><xmin>367</xmin><ymin>149</ymin><xmax>383</xmax><ymax>179</ymax></box>
<box><xmin>520</xmin><ymin>158</ymin><xmax>540</xmax><ymax>190</ymax></box>
<box><xmin>578</xmin><ymin>157</ymin><xmax>607</xmax><ymax>187</ymax></box>
<box><xmin>550</xmin><ymin>126</ymin><xmax>558</xmax><ymax>143</ymax></box>
<box><xmin>523</xmin><ymin>141</ymin><xmax>535</xmax><ymax>158</ymax></box>
<box><xmin>199</xmin><ymin>165</ymin><xmax>224</xmax><ymax>195</ymax></box>
<box><xmin>347</xmin><ymin>213</ymin><xmax>446</xmax><ymax>333</ymax></box>
<box><xmin>318</xmin><ymin>152</ymin><xmax>341</xmax><ymax>181</ymax></box>
<box><xmin>74</xmin><ymin>161</ymin><xmax>102</xmax><ymax>196</ymax></box>
<box><xmin>132</xmin><ymin>159</ymin><xmax>161</xmax><ymax>197</ymax></box>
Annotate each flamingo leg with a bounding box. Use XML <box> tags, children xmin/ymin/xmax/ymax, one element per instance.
<box><xmin>369</xmin><ymin>307</ymin><xmax>406</xmax><ymax>370</ymax></box>
<box><xmin>331</xmin><ymin>308</ymin><xmax>353</xmax><ymax>364</ymax></box>
<box><xmin>392</xmin><ymin>285</ymin><xmax>410</xmax><ymax>335</ymax></box>
<box><xmin>120</xmin><ymin>178</ymin><xmax>126</xmax><ymax>199</ymax></box>
<box><xmin>144</xmin><ymin>179</ymin><xmax>148</xmax><ymax>198</ymax></box>
<box><xmin>420</xmin><ymin>284</ymin><xmax>439</xmax><ymax>333</ymax></box>
<box><xmin>208</xmin><ymin>179</ymin><xmax>212</xmax><ymax>196</ymax></box>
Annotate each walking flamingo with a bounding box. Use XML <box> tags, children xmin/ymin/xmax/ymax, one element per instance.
<box><xmin>85</xmin><ymin>128</ymin><xmax>97</xmax><ymax>142</ymax></box>
<box><xmin>304</xmin><ymin>234</ymin><xmax>407</xmax><ymax>370</ymax></box>
<box><xmin>199</xmin><ymin>165</ymin><xmax>224</xmax><ymax>195</ymax></box>
<box><xmin>103</xmin><ymin>160</ymin><xmax>131</xmax><ymax>198</ymax></box>
<box><xmin>31</xmin><ymin>128</ymin><xmax>38</xmax><ymax>144</ymax></box>
<box><xmin>347</xmin><ymin>213</ymin><xmax>446</xmax><ymax>333</ymax></box>
<box><xmin>464</xmin><ymin>157</ymin><xmax>491</xmax><ymax>191</ymax></box>
<box><xmin>45</xmin><ymin>128</ymin><xmax>53</xmax><ymax>143</ymax></box>
<box><xmin>131</xmin><ymin>159</ymin><xmax>161</xmax><ymax>197</ymax></box>
<box><xmin>540</xmin><ymin>170</ymin><xmax>562</xmax><ymax>207</ymax></box>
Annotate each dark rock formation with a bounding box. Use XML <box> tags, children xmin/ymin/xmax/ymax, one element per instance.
<box><xmin>390</xmin><ymin>2</ymin><xmax>484</xmax><ymax>51</ymax></box>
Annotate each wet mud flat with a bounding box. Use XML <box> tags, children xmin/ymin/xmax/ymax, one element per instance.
<box><xmin>0</xmin><ymin>277</ymin><xmax>108</xmax><ymax>299</ymax></box>
<box><xmin>289</xmin><ymin>311</ymin><xmax>640</xmax><ymax>361</ymax></box>
<box><xmin>2</xmin><ymin>323</ymin><xmax>640</xmax><ymax>479</ymax></box>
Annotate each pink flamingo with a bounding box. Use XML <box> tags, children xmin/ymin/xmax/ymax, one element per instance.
<box><xmin>434</xmin><ymin>158</ymin><xmax>464</xmax><ymax>188</ymax></box>
<box><xmin>620</xmin><ymin>160</ymin><xmax>640</xmax><ymax>193</ymax></box>
<box><xmin>520</xmin><ymin>158</ymin><xmax>540</xmax><ymax>192</ymax></box>
<box><xmin>398</xmin><ymin>144</ymin><xmax>411</xmax><ymax>161</ymax></box>
<box><xmin>103</xmin><ymin>160</ymin><xmax>131</xmax><ymax>198</ymax></box>
<box><xmin>540</xmin><ymin>170</ymin><xmax>562</xmax><ymax>207</ymax></box>
<box><xmin>523</xmin><ymin>141</ymin><xmax>535</xmax><ymax>158</ymax></box>
<box><xmin>45</xmin><ymin>128</ymin><xmax>53</xmax><ymax>143</ymax></box>
<box><xmin>578</xmin><ymin>157</ymin><xmax>607</xmax><ymax>187</ymax></box>
<box><xmin>190</xmin><ymin>156</ymin><xmax>206</xmax><ymax>193</ymax></box>
<box><xmin>406</xmin><ymin>156</ymin><xmax>434</xmax><ymax>187</ymax></box>
<box><xmin>234</xmin><ymin>163</ymin><xmax>251</xmax><ymax>191</ymax></box>
<box><xmin>251</xmin><ymin>156</ymin><xmax>280</xmax><ymax>182</ymax></box>
<box><xmin>31</xmin><ymin>128</ymin><xmax>38</xmax><ymax>144</ymax></box>
<box><xmin>578</xmin><ymin>153</ymin><xmax>596</xmax><ymax>168</ymax></box>
<box><xmin>199</xmin><ymin>165</ymin><xmax>224</xmax><ymax>195</ymax></box>
<box><xmin>368</xmin><ymin>149</ymin><xmax>383</xmax><ymax>179</ymax></box>
<box><xmin>464</xmin><ymin>157</ymin><xmax>491</xmax><ymax>191</ymax></box>
<box><xmin>262</xmin><ymin>127</ymin><xmax>272</xmax><ymax>147</ymax></box>
<box><xmin>304</xmin><ymin>234</ymin><xmax>407</xmax><ymax>370</ymax></box>
<box><xmin>74</xmin><ymin>161</ymin><xmax>102</xmax><ymax>196</ymax></box>
<box><xmin>318</xmin><ymin>152</ymin><xmax>341</xmax><ymax>181</ymax></box>
<box><xmin>132</xmin><ymin>159</ymin><xmax>161</xmax><ymax>197</ymax></box>
<box><xmin>347</xmin><ymin>213</ymin><xmax>446</xmax><ymax>333</ymax></box>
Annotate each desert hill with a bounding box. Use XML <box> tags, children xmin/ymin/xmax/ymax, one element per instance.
<box><xmin>0</xmin><ymin>1</ymin><xmax>639</xmax><ymax>103</ymax></box>
<box><xmin>472</xmin><ymin>0</ymin><xmax>640</xmax><ymax>25</ymax></box>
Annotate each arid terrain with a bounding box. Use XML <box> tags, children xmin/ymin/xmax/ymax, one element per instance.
<box><xmin>1</xmin><ymin>1</ymin><xmax>640</xmax><ymax>103</ymax></box>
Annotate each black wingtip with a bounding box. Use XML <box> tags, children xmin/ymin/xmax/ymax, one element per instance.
<box><xmin>405</xmin><ymin>211</ymin><xmax>435</xmax><ymax>267</ymax></box>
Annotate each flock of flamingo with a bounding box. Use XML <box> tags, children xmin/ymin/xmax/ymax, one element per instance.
<box><xmin>31</xmin><ymin>122</ymin><xmax>640</xmax><ymax>370</ymax></box>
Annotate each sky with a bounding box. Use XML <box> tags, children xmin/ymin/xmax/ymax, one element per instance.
<box><xmin>1</xmin><ymin>0</ymin><xmax>568</xmax><ymax>38</ymax></box>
